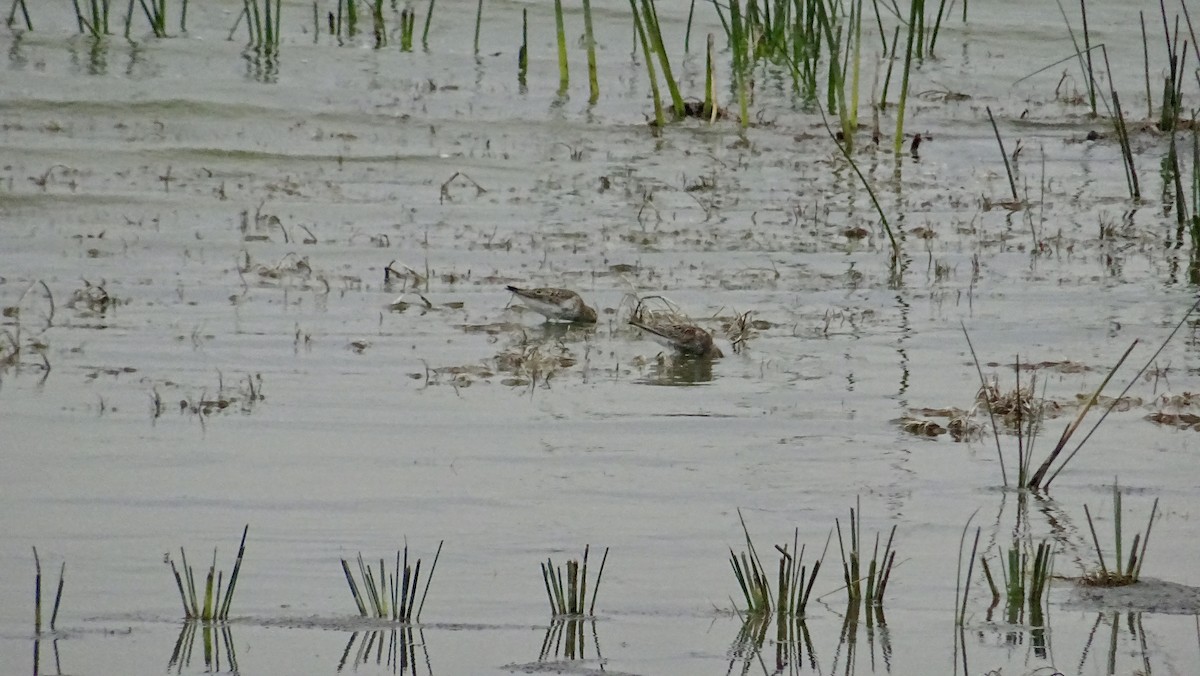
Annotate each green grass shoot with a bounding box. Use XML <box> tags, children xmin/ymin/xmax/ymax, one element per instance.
<box><xmin>7</xmin><ymin>0</ymin><xmax>33</xmax><ymax>30</ymax></box>
<box><xmin>554</xmin><ymin>0</ymin><xmax>569</xmax><ymax>93</ymax></box>
<box><xmin>583</xmin><ymin>0</ymin><xmax>599</xmax><ymax>103</ymax></box>
<box><xmin>1081</xmin><ymin>481</ymin><xmax>1158</xmax><ymax>587</ymax></box>
<box><xmin>834</xmin><ymin>497</ymin><xmax>895</xmax><ymax>606</ymax></box>
<box><xmin>730</xmin><ymin>509</ymin><xmax>824</xmax><ymax>619</ymax></box>
<box><xmin>32</xmin><ymin>547</ymin><xmax>67</xmax><ymax>635</ymax></box>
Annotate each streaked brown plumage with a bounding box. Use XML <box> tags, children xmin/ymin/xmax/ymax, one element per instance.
<box><xmin>629</xmin><ymin>319</ymin><xmax>723</xmax><ymax>359</ymax></box>
<box><xmin>505</xmin><ymin>285</ymin><xmax>597</xmax><ymax>323</ymax></box>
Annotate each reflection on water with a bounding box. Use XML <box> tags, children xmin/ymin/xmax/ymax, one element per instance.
<box><xmin>1078</xmin><ymin>611</ymin><xmax>1154</xmax><ymax>676</ymax></box>
<box><xmin>640</xmin><ymin>355</ymin><xmax>716</xmax><ymax>386</ymax></box>
<box><xmin>727</xmin><ymin>604</ymin><xmax>890</xmax><ymax>675</ymax></box>
<box><xmin>337</xmin><ymin>627</ymin><xmax>431</xmax><ymax>675</ymax></box>
<box><xmin>31</xmin><ymin>638</ymin><xmax>63</xmax><ymax>676</ymax></box>
<box><xmin>959</xmin><ymin>610</ymin><xmax>1181</xmax><ymax>675</ymax></box>
<box><xmin>168</xmin><ymin>622</ymin><xmax>238</xmax><ymax>674</ymax></box>
<box><xmin>538</xmin><ymin>617</ymin><xmax>602</xmax><ymax>663</ymax></box>
<box><xmin>831</xmin><ymin>603</ymin><xmax>892</xmax><ymax>675</ymax></box>
<box><xmin>242</xmin><ymin>50</ymin><xmax>278</xmax><ymax>84</ymax></box>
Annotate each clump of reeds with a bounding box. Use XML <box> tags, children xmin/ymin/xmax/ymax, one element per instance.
<box><xmin>33</xmin><ymin>547</ymin><xmax>66</xmax><ymax>635</ymax></box>
<box><xmin>978</xmin><ymin>539</ymin><xmax>1055</xmax><ymax>625</ymax></box>
<box><xmin>179</xmin><ymin>372</ymin><xmax>265</xmax><ymax>418</ymax></box>
<box><xmin>73</xmin><ymin>0</ymin><xmax>110</xmax><ymax>37</ymax></box>
<box><xmin>1080</xmin><ymin>481</ymin><xmax>1157</xmax><ymax>587</ymax></box>
<box><xmin>964</xmin><ymin>297</ymin><xmax>1200</xmax><ymax>490</ymax></box>
<box><xmin>722</xmin><ymin>310</ymin><xmax>759</xmax><ymax>354</ymax></box>
<box><xmin>541</xmin><ymin>545</ymin><xmax>608</xmax><ymax>617</ymax></box>
<box><xmin>973</xmin><ymin>370</ymin><xmax>1047</xmax><ymax>431</ymax></box>
<box><xmin>166</xmin><ymin>525</ymin><xmax>249</xmax><ymax>621</ymax></box>
<box><xmin>625</xmin><ymin>294</ymin><xmax>688</xmax><ymax>327</ymax></box>
<box><xmin>341</xmin><ymin>541</ymin><xmax>443</xmax><ymax>622</ymax></box>
<box><xmin>127</xmin><ymin>0</ymin><xmax>170</xmax><ymax>38</ymax></box>
<box><xmin>729</xmin><ymin>509</ymin><xmax>824</xmax><ymax>620</ymax></box>
<box><xmin>834</xmin><ymin>498</ymin><xmax>895</xmax><ymax>606</ymax></box>
<box><xmin>629</xmin><ymin>0</ymin><xmax>685</xmax><ymax>125</ymax></box>
<box><xmin>239</xmin><ymin>0</ymin><xmax>281</xmax><ymax>54</ymax></box>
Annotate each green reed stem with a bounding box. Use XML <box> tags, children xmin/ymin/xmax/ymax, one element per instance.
<box><xmin>986</xmin><ymin>106</ymin><xmax>1019</xmax><ymax>201</ymax></box>
<box><xmin>1142</xmin><ymin>12</ymin><xmax>1152</xmax><ymax>118</ymax></box>
<box><xmin>373</xmin><ymin>0</ymin><xmax>387</xmax><ymax>48</ymax></box>
<box><xmin>518</xmin><ymin>8</ymin><xmax>528</xmax><ymax>83</ymax></box>
<box><xmin>201</xmin><ymin>550</ymin><xmax>216</xmax><ymax>620</ymax></box>
<box><xmin>554</xmin><ymin>0</ymin><xmax>569</xmax><ymax>93</ymax></box>
<box><xmin>703</xmin><ymin>32</ymin><xmax>716</xmax><ymax>121</ymax></box>
<box><xmin>33</xmin><ymin>547</ymin><xmax>42</xmax><ymax>634</ymax></box>
<box><xmin>218</xmin><ymin>525</ymin><xmax>249</xmax><ymax>620</ymax></box>
<box><xmin>893</xmin><ymin>0</ymin><xmax>919</xmax><ymax>155</ymax></box>
<box><xmin>1083</xmin><ymin>504</ymin><xmax>1109</xmax><ymax>577</ymax></box>
<box><xmin>588</xmin><ymin>547</ymin><xmax>608</xmax><ymax>615</ymax></box>
<box><xmin>929</xmin><ymin>0</ymin><xmax>948</xmax><ymax>54</ymax></box>
<box><xmin>641</xmin><ymin>0</ymin><xmax>685</xmax><ymax>119</ymax></box>
<box><xmin>50</xmin><ymin>562</ymin><xmax>65</xmax><ymax>631</ymax></box>
<box><xmin>956</xmin><ymin>524</ymin><xmax>980</xmax><ymax>626</ymax></box>
<box><xmin>421</xmin><ymin>0</ymin><xmax>434</xmax><ymax>47</ymax></box>
<box><xmin>817</xmin><ymin>104</ymin><xmax>899</xmax><ymax>255</ymax></box>
<box><xmin>849</xmin><ymin>0</ymin><xmax>864</xmax><ymax>142</ymax></box>
<box><xmin>1110</xmin><ymin>90</ymin><xmax>1139</xmax><ymax>200</ymax></box>
<box><xmin>473</xmin><ymin>0</ymin><xmax>483</xmax><ymax>56</ymax></box>
<box><xmin>8</xmin><ymin>0</ymin><xmax>33</xmax><ymax>30</ymax></box>
<box><xmin>729</xmin><ymin>0</ymin><xmax>749</xmax><ymax>128</ymax></box>
<box><xmin>1132</xmin><ymin>498</ymin><xmax>1157</xmax><ymax>580</ymax></box>
<box><xmin>684</xmin><ymin>0</ymin><xmax>695</xmax><ymax>52</ymax></box>
<box><xmin>341</xmin><ymin>559</ymin><xmax>367</xmax><ymax>615</ymax></box>
<box><xmin>1113</xmin><ymin>482</ymin><xmax>1123</xmax><ymax>576</ymax></box>
<box><xmin>1079</xmin><ymin>0</ymin><xmax>1097</xmax><ymax>115</ymax></box>
<box><xmin>583</xmin><ymin>0</ymin><xmax>599</xmax><ymax>103</ymax></box>
<box><xmin>630</xmin><ymin>0</ymin><xmax>664</xmax><ymax>126</ymax></box>
<box><xmin>879</xmin><ymin>25</ymin><xmax>900</xmax><ymax>108</ymax></box>
<box><xmin>415</xmin><ymin>540</ymin><xmax>442</xmax><ymax>622</ymax></box>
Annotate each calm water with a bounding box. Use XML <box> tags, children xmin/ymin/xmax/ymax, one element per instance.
<box><xmin>3</xmin><ymin>1</ymin><xmax>1200</xmax><ymax>674</ymax></box>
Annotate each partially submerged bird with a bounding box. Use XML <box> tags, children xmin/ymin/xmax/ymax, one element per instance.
<box><xmin>629</xmin><ymin>319</ymin><xmax>724</xmax><ymax>359</ymax></box>
<box><xmin>505</xmin><ymin>285</ymin><xmax>597</xmax><ymax>323</ymax></box>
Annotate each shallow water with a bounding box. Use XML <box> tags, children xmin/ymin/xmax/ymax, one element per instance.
<box><xmin>3</xmin><ymin>0</ymin><xmax>1200</xmax><ymax>674</ymax></box>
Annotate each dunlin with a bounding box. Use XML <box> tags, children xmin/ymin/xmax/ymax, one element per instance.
<box><xmin>505</xmin><ymin>285</ymin><xmax>598</xmax><ymax>323</ymax></box>
<box><xmin>629</xmin><ymin>319</ymin><xmax>723</xmax><ymax>359</ymax></box>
